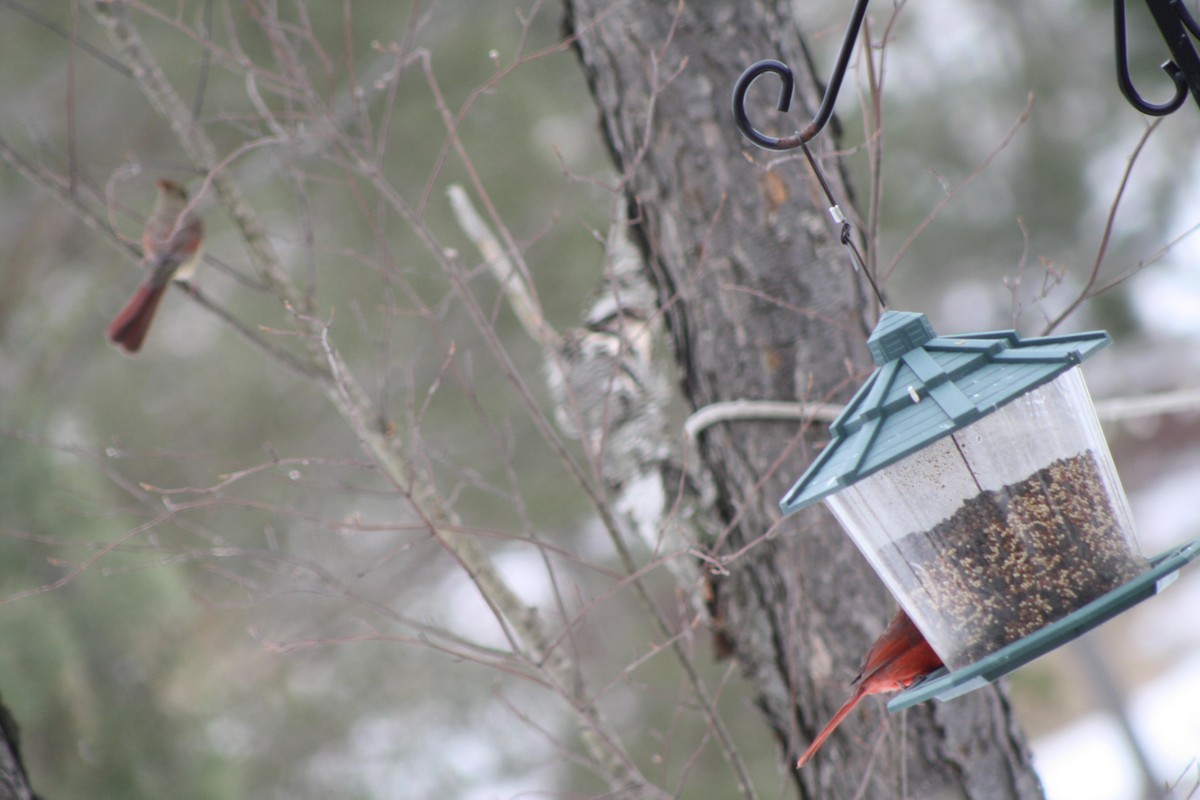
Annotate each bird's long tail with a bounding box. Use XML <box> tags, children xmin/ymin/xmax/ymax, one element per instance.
<box><xmin>107</xmin><ymin>283</ymin><xmax>167</xmax><ymax>353</ymax></box>
<box><xmin>796</xmin><ymin>683</ymin><xmax>868</xmax><ymax>768</ymax></box>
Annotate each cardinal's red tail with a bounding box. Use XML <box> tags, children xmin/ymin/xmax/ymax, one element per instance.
<box><xmin>796</xmin><ymin>683</ymin><xmax>868</xmax><ymax>768</ymax></box>
<box><xmin>107</xmin><ymin>283</ymin><xmax>167</xmax><ymax>353</ymax></box>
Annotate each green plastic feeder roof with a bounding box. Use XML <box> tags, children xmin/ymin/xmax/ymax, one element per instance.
<box><xmin>781</xmin><ymin>310</ymin><xmax>1111</xmax><ymax>513</ymax></box>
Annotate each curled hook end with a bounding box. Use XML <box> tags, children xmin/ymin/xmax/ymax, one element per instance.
<box><xmin>1115</xmin><ymin>0</ymin><xmax>1191</xmax><ymax>116</ymax></box>
<box><xmin>732</xmin><ymin>60</ymin><xmax>803</xmax><ymax>150</ymax></box>
<box><xmin>732</xmin><ymin>0</ymin><xmax>871</xmax><ymax>149</ymax></box>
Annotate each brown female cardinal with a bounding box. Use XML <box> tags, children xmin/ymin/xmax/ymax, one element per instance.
<box><xmin>106</xmin><ymin>178</ymin><xmax>204</xmax><ymax>353</ymax></box>
<box><xmin>796</xmin><ymin>608</ymin><xmax>943</xmax><ymax>768</ymax></box>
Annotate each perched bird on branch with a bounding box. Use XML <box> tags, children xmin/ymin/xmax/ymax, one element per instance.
<box><xmin>797</xmin><ymin>608</ymin><xmax>943</xmax><ymax>768</ymax></box>
<box><xmin>107</xmin><ymin>178</ymin><xmax>204</xmax><ymax>353</ymax></box>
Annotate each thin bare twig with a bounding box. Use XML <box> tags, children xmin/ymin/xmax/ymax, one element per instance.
<box><xmin>446</xmin><ymin>184</ymin><xmax>558</xmax><ymax>348</ymax></box>
<box><xmin>885</xmin><ymin>93</ymin><xmax>1035</xmax><ymax>281</ymax></box>
<box><xmin>1041</xmin><ymin>118</ymin><xmax>1164</xmax><ymax>335</ymax></box>
<box><xmin>0</xmin><ymin>0</ymin><xmax>131</xmax><ymax>75</ymax></box>
<box><xmin>448</xmin><ymin>175</ymin><xmax>759</xmax><ymax>800</ymax></box>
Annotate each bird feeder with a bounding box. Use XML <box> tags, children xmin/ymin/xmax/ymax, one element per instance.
<box><xmin>782</xmin><ymin>310</ymin><xmax>1200</xmax><ymax>706</ymax></box>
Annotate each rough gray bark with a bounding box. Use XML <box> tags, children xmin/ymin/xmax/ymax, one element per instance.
<box><xmin>0</xmin><ymin>696</ymin><xmax>35</xmax><ymax>800</ymax></box>
<box><xmin>565</xmin><ymin>1</ymin><xmax>1045</xmax><ymax>797</ymax></box>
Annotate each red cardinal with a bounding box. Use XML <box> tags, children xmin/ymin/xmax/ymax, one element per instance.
<box><xmin>797</xmin><ymin>608</ymin><xmax>943</xmax><ymax>768</ymax></box>
<box><xmin>107</xmin><ymin>178</ymin><xmax>205</xmax><ymax>353</ymax></box>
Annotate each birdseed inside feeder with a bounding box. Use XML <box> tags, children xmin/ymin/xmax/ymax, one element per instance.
<box><xmin>782</xmin><ymin>310</ymin><xmax>1161</xmax><ymax>685</ymax></box>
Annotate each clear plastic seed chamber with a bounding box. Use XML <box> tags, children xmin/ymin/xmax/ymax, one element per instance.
<box><xmin>812</xmin><ymin>362</ymin><xmax>1146</xmax><ymax>670</ymax></box>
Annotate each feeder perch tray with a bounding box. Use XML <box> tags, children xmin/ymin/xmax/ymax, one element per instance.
<box><xmin>889</xmin><ymin>537</ymin><xmax>1200</xmax><ymax>711</ymax></box>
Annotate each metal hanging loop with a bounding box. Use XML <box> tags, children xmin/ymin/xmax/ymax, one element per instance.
<box><xmin>1114</xmin><ymin>0</ymin><xmax>1190</xmax><ymax>115</ymax></box>
<box><xmin>732</xmin><ymin>0</ymin><xmax>872</xmax><ymax>150</ymax></box>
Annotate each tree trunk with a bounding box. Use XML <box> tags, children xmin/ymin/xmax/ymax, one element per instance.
<box><xmin>0</xmin><ymin>695</ymin><xmax>35</xmax><ymax>800</ymax></box>
<box><xmin>565</xmin><ymin>1</ymin><xmax>1045</xmax><ymax>797</ymax></box>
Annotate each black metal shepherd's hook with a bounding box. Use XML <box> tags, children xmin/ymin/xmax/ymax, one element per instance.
<box><xmin>728</xmin><ymin>0</ymin><xmax>886</xmax><ymax>307</ymax></box>
<box><xmin>1115</xmin><ymin>0</ymin><xmax>1200</xmax><ymax>116</ymax></box>
<box><xmin>729</xmin><ymin>0</ymin><xmax>886</xmax><ymax>307</ymax></box>
<box><xmin>731</xmin><ymin>0</ymin><xmax>871</xmax><ymax>150</ymax></box>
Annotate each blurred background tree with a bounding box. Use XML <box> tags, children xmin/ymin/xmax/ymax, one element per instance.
<box><xmin>0</xmin><ymin>1</ymin><xmax>1197</xmax><ymax>798</ymax></box>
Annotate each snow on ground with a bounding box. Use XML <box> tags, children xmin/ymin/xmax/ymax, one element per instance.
<box><xmin>1032</xmin><ymin>651</ymin><xmax>1200</xmax><ymax>799</ymax></box>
